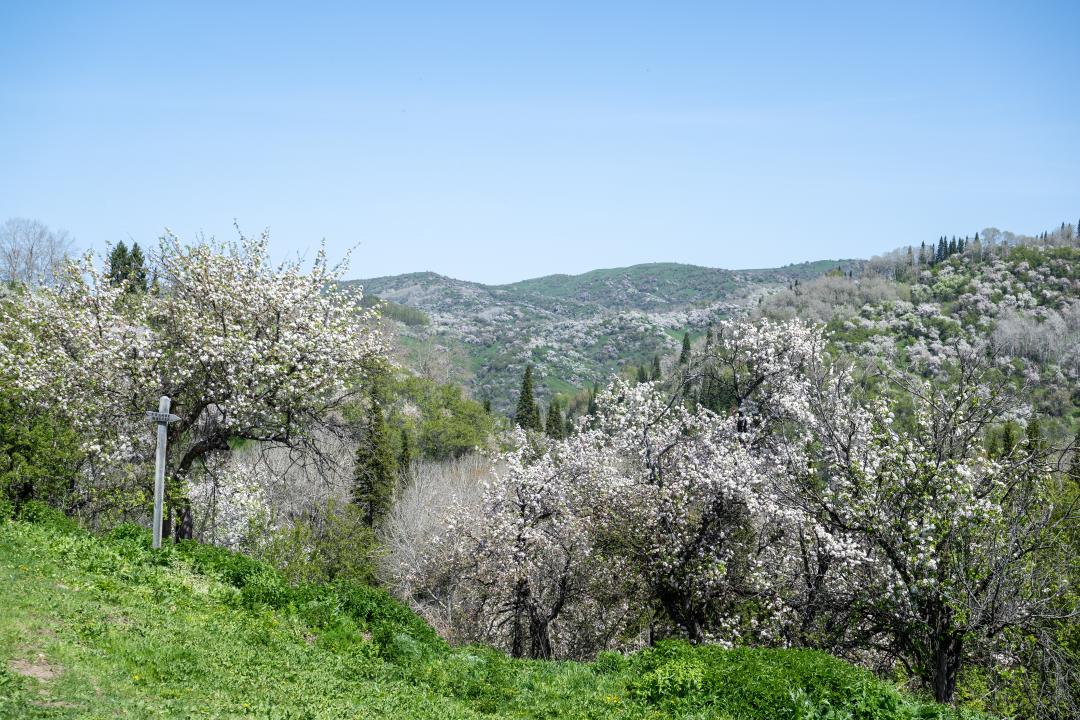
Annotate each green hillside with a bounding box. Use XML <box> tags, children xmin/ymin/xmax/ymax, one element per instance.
<box><xmin>351</xmin><ymin>260</ymin><xmax>853</xmax><ymax>411</ymax></box>
<box><xmin>0</xmin><ymin>510</ymin><xmax>973</xmax><ymax>719</ymax></box>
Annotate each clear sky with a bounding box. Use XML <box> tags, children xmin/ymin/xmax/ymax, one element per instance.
<box><xmin>2</xmin><ymin>2</ymin><xmax>1078</xmax><ymax>284</ymax></box>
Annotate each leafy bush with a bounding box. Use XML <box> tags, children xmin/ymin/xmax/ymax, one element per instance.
<box><xmin>253</xmin><ymin>500</ymin><xmax>379</xmax><ymax>586</ymax></box>
<box><xmin>16</xmin><ymin>499</ymin><xmax>78</xmax><ymax>532</ymax></box>
<box><xmin>0</xmin><ymin>386</ymin><xmax>81</xmax><ymax>511</ymax></box>
<box><xmin>629</xmin><ymin>640</ymin><xmax>918</xmax><ymax>719</ymax></box>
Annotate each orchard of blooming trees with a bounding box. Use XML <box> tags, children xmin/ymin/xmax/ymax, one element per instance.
<box><xmin>402</xmin><ymin>319</ymin><xmax>1078</xmax><ymax>710</ymax></box>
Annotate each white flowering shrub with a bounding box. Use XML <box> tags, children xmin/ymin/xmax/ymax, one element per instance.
<box><xmin>188</xmin><ymin>455</ymin><xmax>269</xmax><ymax>549</ymax></box>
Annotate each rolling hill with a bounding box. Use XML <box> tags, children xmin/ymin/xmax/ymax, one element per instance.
<box><xmin>349</xmin><ymin>259</ymin><xmax>853</xmax><ymax>411</ymax></box>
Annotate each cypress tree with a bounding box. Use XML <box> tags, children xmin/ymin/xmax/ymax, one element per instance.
<box><xmin>636</xmin><ymin>364</ymin><xmax>649</xmax><ymax>384</ymax></box>
<box><xmin>1024</xmin><ymin>418</ymin><xmax>1044</xmax><ymax>455</ymax></box>
<box><xmin>563</xmin><ymin>410</ymin><xmax>574</xmax><ymax>437</ymax></box>
<box><xmin>651</xmin><ymin>354</ymin><xmax>662</xmax><ymax>381</ymax></box>
<box><xmin>353</xmin><ymin>389</ymin><xmax>398</xmax><ymax>527</ymax></box>
<box><xmin>1001</xmin><ymin>423</ymin><xmax>1017</xmax><ymax>456</ymax></box>
<box><xmin>398</xmin><ymin>430</ymin><xmax>413</xmax><ymax>475</ymax></box>
<box><xmin>514</xmin><ymin>365</ymin><xmax>541</xmax><ymax>431</ymax></box>
<box><xmin>531</xmin><ymin>398</ymin><xmax>542</xmax><ymax>431</ymax></box>
<box><xmin>678</xmin><ymin>332</ymin><xmax>692</xmax><ymax>366</ymax></box>
<box><xmin>935</xmin><ymin>238</ymin><xmax>946</xmax><ymax>264</ymax></box>
<box><xmin>545</xmin><ymin>398</ymin><xmax>564</xmax><ymax>439</ymax></box>
<box><xmin>948</xmin><ymin>237</ymin><xmax>957</xmax><ymax>256</ymax></box>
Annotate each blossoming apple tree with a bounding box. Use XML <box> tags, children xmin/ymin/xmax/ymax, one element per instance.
<box><xmin>794</xmin><ymin>346</ymin><xmax>1078</xmax><ymax>706</ymax></box>
<box><xmin>0</xmin><ymin>230</ymin><xmax>386</xmax><ymax>537</ymax></box>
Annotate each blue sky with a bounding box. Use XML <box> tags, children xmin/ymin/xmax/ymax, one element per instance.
<box><xmin>2</xmin><ymin>2</ymin><xmax>1078</xmax><ymax>284</ymax></box>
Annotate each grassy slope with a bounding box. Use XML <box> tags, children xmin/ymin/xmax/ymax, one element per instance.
<box><xmin>1</xmin><ymin>515</ymin><xmax>977</xmax><ymax>720</ymax></box>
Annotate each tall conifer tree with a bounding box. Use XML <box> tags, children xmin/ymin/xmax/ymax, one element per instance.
<box><xmin>678</xmin><ymin>332</ymin><xmax>692</xmax><ymax>366</ymax></box>
<box><xmin>398</xmin><ymin>430</ymin><xmax>413</xmax><ymax>476</ymax></box>
<box><xmin>353</xmin><ymin>388</ymin><xmax>398</xmax><ymax>527</ymax></box>
<box><xmin>515</xmin><ymin>365</ymin><xmax>542</xmax><ymax>431</ymax></box>
<box><xmin>545</xmin><ymin>398</ymin><xmax>564</xmax><ymax>439</ymax></box>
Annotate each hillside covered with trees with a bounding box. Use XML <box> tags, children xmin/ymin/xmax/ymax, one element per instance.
<box><xmin>352</xmin><ymin>259</ymin><xmax>852</xmax><ymax>412</ymax></box>
<box><xmin>1</xmin><ymin>219</ymin><xmax>1078</xmax><ymax>719</ymax></box>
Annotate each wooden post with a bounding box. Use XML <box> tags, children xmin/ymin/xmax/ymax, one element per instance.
<box><xmin>146</xmin><ymin>396</ymin><xmax>180</xmax><ymax>549</ymax></box>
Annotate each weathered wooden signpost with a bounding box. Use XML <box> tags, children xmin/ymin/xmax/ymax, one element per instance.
<box><xmin>145</xmin><ymin>396</ymin><xmax>181</xmax><ymax>549</ymax></box>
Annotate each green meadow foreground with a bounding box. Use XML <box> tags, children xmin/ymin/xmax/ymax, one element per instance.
<box><xmin>0</xmin><ymin>509</ymin><xmax>977</xmax><ymax>720</ymax></box>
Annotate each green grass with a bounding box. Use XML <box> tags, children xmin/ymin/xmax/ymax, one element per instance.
<box><xmin>0</xmin><ymin>509</ymin><xmax>982</xmax><ymax>719</ymax></box>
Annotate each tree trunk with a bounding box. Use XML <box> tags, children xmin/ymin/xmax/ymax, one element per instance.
<box><xmin>658</xmin><ymin>586</ymin><xmax>705</xmax><ymax>643</ymax></box>
<box><xmin>509</xmin><ymin>579</ymin><xmax>529</xmax><ymax>658</ymax></box>
<box><xmin>174</xmin><ymin>497</ymin><xmax>193</xmax><ymax>540</ymax></box>
<box><xmin>528</xmin><ymin>613</ymin><xmax>553</xmax><ymax>659</ymax></box>
<box><xmin>931</xmin><ymin>633</ymin><xmax>963</xmax><ymax>705</ymax></box>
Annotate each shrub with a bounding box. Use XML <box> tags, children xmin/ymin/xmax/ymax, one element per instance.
<box><xmin>252</xmin><ymin>500</ymin><xmax>379</xmax><ymax>586</ymax></box>
<box><xmin>0</xmin><ymin>387</ymin><xmax>81</xmax><ymax>512</ymax></box>
<box><xmin>17</xmin><ymin>499</ymin><xmax>78</xmax><ymax>532</ymax></box>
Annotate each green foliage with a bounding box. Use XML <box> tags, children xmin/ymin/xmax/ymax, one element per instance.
<box><xmin>352</xmin><ymin>371</ymin><xmax>496</xmax><ymax>463</ymax></box>
<box><xmin>629</xmin><ymin>640</ymin><xmax>961</xmax><ymax>719</ymax></box>
<box><xmin>254</xmin><ymin>501</ymin><xmax>379</xmax><ymax>585</ymax></box>
<box><xmin>106</xmin><ymin>240</ymin><xmax>149</xmax><ymax>292</ymax></box>
<box><xmin>0</xmin><ymin>516</ymin><xmax>978</xmax><ymax>719</ymax></box>
<box><xmin>636</xmin><ymin>364</ymin><xmax>649</xmax><ymax>383</ymax></box>
<box><xmin>360</xmin><ymin>293</ymin><xmax>431</xmax><ymax>326</ymax></box>
<box><xmin>0</xmin><ymin>384</ymin><xmax>81</xmax><ymax>510</ymax></box>
<box><xmin>16</xmin><ymin>499</ymin><xmax>79</xmax><ymax>533</ymax></box>
<box><xmin>394</xmin><ymin>374</ymin><xmax>495</xmax><ymax>460</ymax></box>
<box><xmin>679</xmin><ymin>331</ymin><xmax>692</xmax><ymax>365</ymax></box>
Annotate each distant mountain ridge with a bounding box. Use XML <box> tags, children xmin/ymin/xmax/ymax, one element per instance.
<box><xmin>347</xmin><ymin>259</ymin><xmax>853</xmax><ymax>411</ymax></box>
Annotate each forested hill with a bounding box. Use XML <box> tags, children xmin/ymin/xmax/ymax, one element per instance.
<box><xmin>348</xmin><ymin>259</ymin><xmax>851</xmax><ymax>410</ymax></box>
